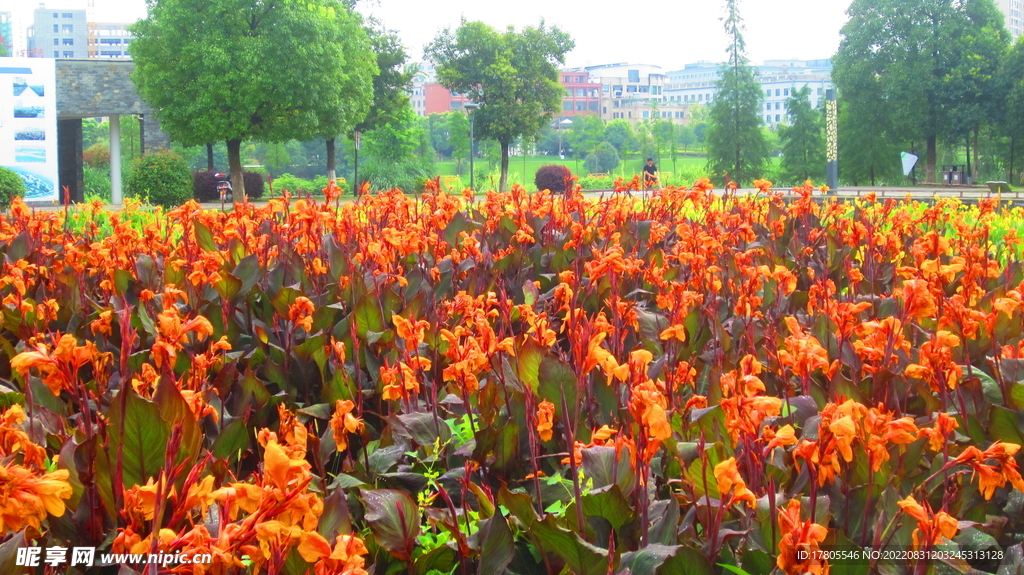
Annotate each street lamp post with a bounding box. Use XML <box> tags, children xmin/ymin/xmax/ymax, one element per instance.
<box><xmin>464</xmin><ymin>102</ymin><xmax>479</xmax><ymax>189</ymax></box>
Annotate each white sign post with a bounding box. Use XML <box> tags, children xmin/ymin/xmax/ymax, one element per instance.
<box><xmin>0</xmin><ymin>58</ymin><xmax>59</xmax><ymax>203</ymax></box>
<box><xmin>901</xmin><ymin>152</ymin><xmax>919</xmax><ymax>177</ymax></box>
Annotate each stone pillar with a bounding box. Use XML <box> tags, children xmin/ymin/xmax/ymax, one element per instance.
<box><xmin>110</xmin><ymin>114</ymin><xmax>122</xmax><ymax>205</ymax></box>
<box><xmin>57</xmin><ymin>119</ymin><xmax>84</xmax><ymax>204</ymax></box>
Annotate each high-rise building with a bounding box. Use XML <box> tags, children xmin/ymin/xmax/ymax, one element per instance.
<box><xmin>27</xmin><ymin>8</ymin><xmax>89</xmax><ymax>59</ymax></box>
<box><xmin>997</xmin><ymin>0</ymin><xmax>1024</xmax><ymax>40</ymax></box>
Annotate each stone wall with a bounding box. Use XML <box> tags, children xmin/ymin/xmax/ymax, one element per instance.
<box><xmin>55</xmin><ymin>59</ymin><xmax>169</xmax><ymax>150</ymax></box>
<box><xmin>52</xmin><ymin>59</ymin><xmax>171</xmax><ymax>203</ymax></box>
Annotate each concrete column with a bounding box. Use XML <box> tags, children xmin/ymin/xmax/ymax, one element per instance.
<box><xmin>110</xmin><ymin>114</ymin><xmax>122</xmax><ymax>204</ymax></box>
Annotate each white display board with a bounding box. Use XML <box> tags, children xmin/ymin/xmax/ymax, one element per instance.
<box><xmin>0</xmin><ymin>58</ymin><xmax>58</xmax><ymax>203</ymax></box>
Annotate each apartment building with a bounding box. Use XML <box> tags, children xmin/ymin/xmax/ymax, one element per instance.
<box><xmin>574</xmin><ymin>63</ymin><xmax>689</xmax><ymax>125</ymax></box>
<box><xmin>27</xmin><ymin>8</ymin><xmax>88</xmax><ymax>59</ymax></box>
<box><xmin>998</xmin><ymin>0</ymin><xmax>1024</xmax><ymax>40</ymax></box>
<box><xmin>88</xmin><ymin>23</ymin><xmax>134</xmax><ymax>59</ymax></box>
<box><xmin>665</xmin><ymin>59</ymin><xmax>833</xmax><ymax>128</ymax></box>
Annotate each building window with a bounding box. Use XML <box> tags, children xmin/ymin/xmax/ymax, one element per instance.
<box><xmin>775</xmin><ymin>89</ymin><xmax>780</xmax><ymax>96</ymax></box>
<box><xmin>613</xmin><ymin>85</ymin><xmax>623</xmax><ymax>92</ymax></box>
<box><xmin>766</xmin><ymin>89</ymin><xmax>771</xmax><ymax>97</ymax></box>
<box><xmin>613</xmin><ymin>101</ymin><xmax>619</xmax><ymax>108</ymax></box>
<box><xmin>563</xmin><ymin>101</ymin><xmax>572</xmax><ymax>111</ymax></box>
<box><xmin>53</xmin><ymin>39</ymin><xmax>59</xmax><ymax>45</ymax></box>
<box><xmin>53</xmin><ymin>13</ymin><xmax>59</xmax><ymax>18</ymax></box>
<box><xmin>628</xmin><ymin>112</ymin><xmax>632</xmax><ymax>118</ymax></box>
<box><xmin>603</xmin><ymin>107</ymin><xmax>607</xmax><ymax>114</ymax></box>
<box><xmin>775</xmin><ymin>102</ymin><xmax>780</xmax><ymax>110</ymax></box>
<box><xmin>603</xmin><ymin>85</ymin><xmax>609</xmax><ymax>93</ymax></box>
<box><xmin>817</xmin><ymin>88</ymin><xmax>823</xmax><ymax>95</ymax></box>
<box><xmin>62</xmin><ymin>25</ymin><xmax>73</xmax><ymax>33</ymax></box>
<box><xmin>626</xmin><ymin>85</ymin><xmax>637</xmax><ymax>93</ymax></box>
<box><xmin>63</xmin><ymin>51</ymin><xmax>74</xmax><ymax>57</ymax></box>
<box><xmin>576</xmin><ymin>88</ymin><xmax>584</xmax><ymax>97</ymax></box>
<box><xmin>775</xmin><ymin>114</ymin><xmax>780</xmax><ymax>121</ymax></box>
<box><xmin>628</xmin><ymin>69</ymin><xmax>639</xmax><ymax>82</ymax></box>
<box><xmin>563</xmin><ymin>75</ymin><xmax>569</xmax><ymax>82</ymax></box>
<box><xmin>576</xmin><ymin>102</ymin><xmax>586</xmax><ymax>111</ymax></box>
<box><xmin>766</xmin><ymin>115</ymin><xmax>771</xmax><ymax>122</ymax></box>
<box><xmin>784</xmin><ymin>88</ymin><xmax>789</xmax><ymax>96</ymax></box>
<box><xmin>63</xmin><ymin>38</ymin><xmax>73</xmax><ymax>45</ymax></box>
<box><xmin>53</xmin><ymin>24</ymin><xmax>59</xmax><ymax>33</ymax></box>
<box><xmin>54</xmin><ymin>51</ymin><xmax>59</xmax><ymax>57</ymax></box>
<box><xmin>589</xmin><ymin>101</ymin><xmax>599</xmax><ymax>111</ymax></box>
<box><xmin>698</xmin><ymin>94</ymin><xmax>703</xmax><ymax>101</ymax></box>
<box><xmin>642</xmin><ymin>111</ymin><xmax>649</xmax><ymax>118</ymax></box>
<box><xmin>766</xmin><ymin>103</ymin><xmax>771</xmax><ymax>111</ymax></box>
<box><xmin>62</xmin><ymin>12</ymin><xmax>73</xmax><ymax>18</ymax></box>
<box><xmin>566</xmin><ymin>88</ymin><xmax>572</xmax><ymax>97</ymax></box>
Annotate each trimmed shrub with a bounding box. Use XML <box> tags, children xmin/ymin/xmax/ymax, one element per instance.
<box><xmin>193</xmin><ymin>170</ymin><xmax>266</xmax><ymax>201</ymax></box>
<box><xmin>534</xmin><ymin>164</ymin><xmax>572</xmax><ymax>194</ymax></box>
<box><xmin>83</xmin><ymin>143</ymin><xmax>110</xmax><ymax>168</ymax></box>
<box><xmin>243</xmin><ymin>171</ymin><xmax>265</xmax><ymax>200</ymax></box>
<box><xmin>0</xmin><ymin>167</ymin><xmax>27</xmax><ymax>209</ymax></box>
<box><xmin>126</xmin><ymin>151</ymin><xmax>192</xmax><ymax>208</ymax></box>
<box><xmin>585</xmin><ymin>142</ymin><xmax>620</xmax><ymax>174</ymax></box>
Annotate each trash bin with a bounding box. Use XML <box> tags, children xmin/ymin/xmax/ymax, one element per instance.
<box><xmin>941</xmin><ymin>165</ymin><xmax>966</xmax><ymax>185</ymax></box>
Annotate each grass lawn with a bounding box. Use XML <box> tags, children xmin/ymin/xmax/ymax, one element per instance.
<box><xmin>433</xmin><ymin>154</ymin><xmax>720</xmax><ymax>188</ymax></box>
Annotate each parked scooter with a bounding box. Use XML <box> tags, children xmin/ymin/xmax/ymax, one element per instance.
<box><xmin>215</xmin><ymin>173</ymin><xmax>232</xmax><ymax>202</ymax></box>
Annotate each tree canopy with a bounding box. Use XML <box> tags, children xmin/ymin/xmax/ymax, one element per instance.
<box><xmin>706</xmin><ymin>0</ymin><xmax>770</xmax><ymax>186</ymax></box>
<box><xmin>130</xmin><ymin>0</ymin><xmax>377</xmax><ymax>195</ymax></box>
<box><xmin>779</xmin><ymin>87</ymin><xmax>825</xmax><ymax>184</ymax></box>
<box><xmin>426</xmin><ymin>19</ymin><xmax>574</xmax><ymax>191</ymax></box>
<box><xmin>833</xmin><ymin>0</ymin><xmax>1008</xmax><ymax>183</ymax></box>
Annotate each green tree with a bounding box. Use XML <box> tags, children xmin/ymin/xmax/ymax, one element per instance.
<box><xmin>779</xmin><ymin>87</ymin><xmax>825</xmax><ymax>184</ymax></box>
<box><xmin>706</xmin><ymin>0</ymin><xmax>770</xmax><ymax>185</ymax></box>
<box><xmin>833</xmin><ymin>0</ymin><xmax>1008</xmax><ymax>183</ymax></box>
<box><xmin>426</xmin><ymin>19</ymin><xmax>574</xmax><ymax>191</ymax></box>
<box><xmin>347</xmin><ymin>21</ymin><xmax>415</xmax><ymax>188</ymax></box>
<box><xmin>428</xmin><ymin>113</ymin><xmax>454</xmax><ymax>159</ymax></box>
<box><xmin>677</xmin><ymin>125</ymin><xmax>696</xmax><ymax>152</ymax></box>
<box><xmin>605</xmin><ymin>119</ymin><xmax>636</xmax><ymax>159</ymax></box>
<box><xmin>130</xmin><ymin>0</ymin><xmax>376</xmax><ymax>197</ymax></box>
<box><xmin>651</xmin><ymin>119</ymin><xmax>676</xmax><ymax>167</ymax></box>
<box><xmin>585</xmin><ymin>142</ymin><xmax>620</xmax><ymax>173</ymax></box>
<box><xmin>448</xmin><ymin>112</ymin><xmax>471</xmax><ymax>174</ymax></box>
<box><xmin>1001</xmin><ymin>37</ymin><xmax>1024</xmax><ymax>183</ymax></box>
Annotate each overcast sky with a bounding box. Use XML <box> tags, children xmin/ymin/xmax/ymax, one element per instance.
<box><xmin>9</xmin><ymin>0</ymin><xmax>851</xmax><ymax>68</ymax></box>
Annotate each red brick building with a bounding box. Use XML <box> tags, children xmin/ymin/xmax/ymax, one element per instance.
<box><xmin>421</xmin><ymin>71</ymin><xmax>602</xmax><ymax>118</ymax></box>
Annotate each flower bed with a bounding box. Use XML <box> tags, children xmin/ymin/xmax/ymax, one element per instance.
<box><xmin>2</xmin><ymin>180</ymin><xmax>1024</xmax><ymax>574</ymax></box>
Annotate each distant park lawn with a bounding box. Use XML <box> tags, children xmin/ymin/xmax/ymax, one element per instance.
<box><xmin>434</xmin><ymin>154</ymin><xmax>724</xmax><ymax>189</ymax></box>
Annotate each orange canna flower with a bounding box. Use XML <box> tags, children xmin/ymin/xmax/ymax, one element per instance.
<box><xmin>330</xmin><ymin>400</ymin><xmax>364</xmax><ymax>453</ymax></box>
<box><xmin>536</xmin><ymin>400</ymin><xmax>555</xmax><ymax>442</ymax></box>
<box><xmin>713</xmin><ymin>457</ymin><xmax>756</xmax><ymax>508</ymax></box>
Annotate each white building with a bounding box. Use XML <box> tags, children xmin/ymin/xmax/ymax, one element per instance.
<box><xmin>577</xmin><ymin>63</ymin><xmax>690</xmax><ymax>125</ymax></box>
<box><xmin>665</xmin><ymin>59</ymin><xmax>833</xmax><ymax>129</ymax></box>
<box><xmin>998</xmin><ymin>0</ymin><xmax>1024</xmax><ymax>40</ymax></box>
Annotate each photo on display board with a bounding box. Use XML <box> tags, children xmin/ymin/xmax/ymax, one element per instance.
<box><xmin>1</xmin><ymin>166</ymin><xmax>54</xmax><ymax>199</ymax></box>
<box><xmin>15</xmin><ymin>147</ymin><xmax>46</xmax><ymax>163</ymax></box>
<box><xmin>14</xmin><ymin>102</ymin><xmax>45</xmax><ymax>119</ymax></box>
<box><xmin>14</xmin><ymin>128</ymin><xmax>46</xmax><ymax>141</ymax></box>
<box><xmin>12</xmin><ymin>77</ymin><xmax>27</xmax><ymax>97</ymax></box>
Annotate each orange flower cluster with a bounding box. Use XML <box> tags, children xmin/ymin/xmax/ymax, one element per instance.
<box><xmin>776</xmin><ymin>499</ymin><xmax>829</xmax><ymax>575</ymax></box>
<box><xmin>897</xmin><ymin>495</ymin><xmax>958</xmax><ymax>548</ymax></box>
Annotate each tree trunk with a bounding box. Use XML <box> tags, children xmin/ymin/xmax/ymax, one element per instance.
<box><xmin>973</xmin><ymin>124</ymin><xmax>980</xmax><ymax>183</ymax></box>
<box><xmin>353</xmin><ymin>145</ymin><xmax>360</xmax><ymax>195</ymax></box>
<box><xmin>499</xmin><ymin>141</ymin><xmax>510</xmax><ymax>192</ymax></box>
<box><xmin>870</xmin><ymin>164</ymin><xmax>875</xmax><ymax>187</ymax></box>
<box><xmin>1011</xmin><ymin>136</ymin><xmax>1016</xmax><ymax>184</ymax></box>
<box><xmin>326</xmin><ymin>137</ymin><xmax>336</xmax><ymax>182</ymax></box>
<box><xmin>227</xmin><ymin>139</ymin><xmax>246</xmax><ymax>198</ymax></box>
<box><xmin>206</xmin><ymin>143</ymin><xmax>214</xmax><ymax>171</ymax></box>
<box><xmin>966</xmin><ymin>135</ymin><xmax>971</xmax><ymax>183</ymax></box>
<box><xmin>925</xmin><ymin>135</ymin><xmax>937</xmax><ymax>184</ymax></box>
